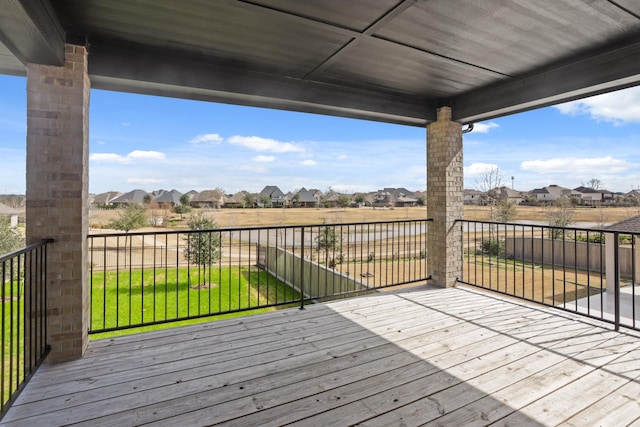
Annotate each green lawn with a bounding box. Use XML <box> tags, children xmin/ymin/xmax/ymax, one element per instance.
<box><xmin>1</xmin><ymin>280</ymin><xmax>31</xmax><ymax>412</ymax></box>
<box><xmin>90</xmin><ymin>266</ymin><xmax>301</xmax><ymax>337</ymax></box>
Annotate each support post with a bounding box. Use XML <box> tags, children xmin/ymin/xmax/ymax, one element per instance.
<box><xmin>26</xmin><ymin>44</ymin><xmax>90</xmax><ymax>362</ymax></box>
<box><xmin>427</xmin><ymin>107</ymin><xmax>463</xmax><ymax>287</ymax></box>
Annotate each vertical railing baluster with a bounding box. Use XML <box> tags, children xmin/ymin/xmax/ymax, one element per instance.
<box><xmin>300</xmin><ymin>227</ymin><xmax>305</xmax><ymax>309</ymax></box>
<box><xmin>614</xmin><ymin>231</ymin><xmax>620</xmax><ymax>331</ymax></box>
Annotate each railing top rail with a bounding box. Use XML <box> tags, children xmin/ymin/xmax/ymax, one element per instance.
<box><xmin>0</xmin><ymin>238</ymin><xmax>54</xmax><ymax>263</ymax></box>
<box><xmin>89</xmin><ymin>218</ymin><xmax>433</xmax><ymax>238</ymax></box>
<box><xmin>455</xmin><ymin>219</ymin><xmax>637</xmax><ymax>235</ymax></box>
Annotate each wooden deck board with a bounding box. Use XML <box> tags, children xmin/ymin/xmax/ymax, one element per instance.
<box><xmin>3</xmin><ymin>285</ymin><xmax>640</xmax><ymax>426</ymax></box>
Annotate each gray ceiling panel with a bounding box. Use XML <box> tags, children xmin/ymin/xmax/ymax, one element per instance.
<box><xmin>375</xmin><ymin>0</ymin><xmax>640</xmax><ymax>76</ymax></box>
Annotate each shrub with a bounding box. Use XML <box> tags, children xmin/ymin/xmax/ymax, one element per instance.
<box><xmin>575</xmin><ymin>233</ymin><xmax>605</xmax><ymax>244</ymax></box>
<box><xmin>482</xmin><ymin>239</ymin><xmax>504</xmax><ymax>256</ymax></box>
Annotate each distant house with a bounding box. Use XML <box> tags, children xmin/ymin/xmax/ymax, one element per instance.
<box><xmin>91</xmin><ymin>191</ymin><xmax>122</xmax><ymax>207</ymax></box>
<box><xmin>372</xmin><ymin>188</ymin><xmax>417</xmax><ymax>207</ymax></box>
<box><xmin>372</xmin><ymin>190</ymin><xmax>394</xmax><ymax>207</ymax></box>
<box><xmin>528</xmin><ymin>185</ymin><xmax>579</xmax><ymax>204</ymax></box>
<box><xmin>259</xmin><ymin>186</ymin><xmax>286</xmax><ymax>207</ymax></box>
<box><xmin>296</xmin><ymin>188</ymin><xmax>323</xmax><ymax>208</ymax></box>
<box><xmin>152</xmin><ymin>189</ymin><xmax>183</xmax><ymax>207</ymax></box>
<box><xmin>463</xmin><ymin>189</ymin><xmax>484</xmax><ymax>205</ymax></box>
<box><xmin>191</xmin><ymin>189</ymin><xmax>225</xmax><ymax>209</ymax></box>
<box><xmin>110</xmin><ymin>189</ymin><xmax>149</xmax><ymax>205</ymax></box>
<box><xmin>573</xmin><ymin>186</ymin><xmax>615</xmax><ymax>206</ymax></box>
<box><xmin>497</xmin><ymin>187</ymin><xmax>524</xmax><ymax>205</ymax></box>
<box><xmin>183</xmin><ymin>190</ymin><xmax>198</xmax><ymax>201</ymax></box>
<box><xmin>0</xmin><ymin>202</ymin><xmax>20</xmax><ymax>228</ymax></box>
<box><xmin>224</xmin><ymin>191</ymin><xmax>252</xmax><ymax>208</ymax></box>
<box><xmin>624</xmin><ymin>189</ymin><xmax>640</xmax><ymax>206</ymax></box>
<box><xmin>322</xmin><ymin>191</ymin><xmax>357</xmax><ymax>208</ymax></box>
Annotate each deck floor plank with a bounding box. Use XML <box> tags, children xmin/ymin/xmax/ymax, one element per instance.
<box><xmin>2</xmin><ymin>285</ymin><xmax>640</xmax><ymax>427</ymax></box>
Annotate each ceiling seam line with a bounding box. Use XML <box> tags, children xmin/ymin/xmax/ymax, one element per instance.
<box><xmin>606</xmin><ymin>0</ymin><xmax>640</xmax><ymax>20</ymax></box>
<box><xmin>370</xmin><ymin>34</ymin><xmax>513</xmax><ymax>78</ymax></box>
<box><xmin>303</xmin><ymin>0</ymin><xmax>416</xmax><ymax>80</ymax></box>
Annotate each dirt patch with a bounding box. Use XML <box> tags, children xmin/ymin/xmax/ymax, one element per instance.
<box><xmin>190</xmin><ymin>283</ymin><xmax>219</xmax><ymax>290</ymax></box>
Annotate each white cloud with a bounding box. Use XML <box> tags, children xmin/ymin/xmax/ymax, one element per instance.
<box><xmin>128</xmin><ymin>150</ymin><xmax>166</xmax><ymax>160</ymax></box>
<box><xmin>121</xmin><ymin>122</ymin><xmax>131</xmax><ymax>127</ymax></box>
<box><xmin>239</xmin><ymin>165</ymin><xmax>269</xmax><ymax>173</ymax></box>
<box><xmin>190</xmin><ymin>133</ymin><xmax>223</xmax><ymax>144</ymax></box>
<box><xmin>228</xmin><ymin>135</ymin><xmax>305</xmax><ymax>153</ymax></box>
<box><xmin>90</xmin><ymin>153</ymin><xmax>129</xmax><ymax>163</ymax></box>
<box><xmin>127</xmin><ymin>178</ymin><xmax>162</xmax><ymax>184</ymax></box>
<box><xmin>299</xmin><ymin>159</ymin><xmax>317</xmax><ymax>166</ymax></box>
<box><xmin>337</xmin><ymin>154</ymin><xmax>348</xmax><ymax>160</ymax></box>
<box><xmin>90</xmin><ymin>150</ymin><xmax>165</xmax><ymax>163</ymax></box>
<box><xmin>253</xmin><ymin>155</ymin><xmax>275</xmax><ymax>163</ymax></box>
<box><xmin>464</xmin><ymin>162</ymin><xmax>499</xmax><ymax>177</ymax></box>
<box><xmin>471</xmin><ymin>122</ymin><xmax>499</xmax><ymax>133</ymax></box>
<box><xmin>555</xmin><ymin>86</ymin><xmax>640</xmax><ymax>124</ymax></box>
<box><xmin>521</xmin><ymin>156</ymin><xmax>634</xmax><ymax>174</ymax></box>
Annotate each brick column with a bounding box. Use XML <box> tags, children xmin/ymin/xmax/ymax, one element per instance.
<box><xmin>427</xmin><ymin>107</ymin><xmax>463</xmax><ymax>287</ymax></box>
<box><xmin>26</xmin><ymin>44</ymin><xmax>90</xmax><ymax>362</ymax></box>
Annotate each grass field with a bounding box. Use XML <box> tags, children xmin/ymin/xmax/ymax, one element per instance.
<box><xmin>90</xmin><ymin>205</ymin><xmax>640</xmax><ymax>232</ymax></box>
<box><xmin>90</xmin><ymin>266</ymin><xmax>300</xmax><ymax>338</ymax></box>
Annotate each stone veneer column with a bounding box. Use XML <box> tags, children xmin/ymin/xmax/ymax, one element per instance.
<box><xmin>427</xmin><ymin>107</ymin><xmax>463</xmax><ymax>287</ymax></box>
<box><xmin>26</xmin><ymin>44</ymin><xmax>90</xmax><ymax>362</ymax></box>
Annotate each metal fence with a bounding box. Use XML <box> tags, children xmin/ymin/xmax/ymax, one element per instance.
<box><xmin>1</xmin><ymin>239</ymin><xmax>53</xmax><ymax>415</ymax></box>
<box><xmin>88</xmin><ymin>219</ymin><xmax>431</xmax><ymax>333</ymax></box>
<box><xmin>457</xmin><ymin>220</ymin><xmax>639</xmax><ymax>331</ymax></box>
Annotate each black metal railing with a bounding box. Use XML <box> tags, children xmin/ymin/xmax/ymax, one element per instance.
<box><xmin>458</xmin><ymin>220</ymin><xmax>639</xmax><ymax>331</ymax></box>
<box><xmin>1</xmin><ymin>239</ymin><xmax>53</xmax><ymax>415</ymax></box>
<box><xmin>88</xmin><ymin>219</ymin><xmax>431</xmax><ymax>334</ymax></box>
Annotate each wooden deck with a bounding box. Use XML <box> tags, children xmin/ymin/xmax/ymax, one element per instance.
<box><xmin>3</xmin><ymin>285</ymin><xmax>640</xmax><ymax>426</ymax></box>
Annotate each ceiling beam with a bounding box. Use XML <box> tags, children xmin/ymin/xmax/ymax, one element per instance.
<box><xmin>452</xmin><ymin>38</ymin><xmax>640</xmax><ymax>124</ymax></box>
<box><xmin>0</xmin><ymin>0</ymin><xmax>65</xmax><ymax>66</ymax></box>
<box><xmin>89</xmin><ymin>42</ymin><xmax>435</xmax><ymax>126</ymax></box>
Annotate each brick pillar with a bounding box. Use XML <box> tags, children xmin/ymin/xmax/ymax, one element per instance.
<box><xmin>26</xmin><ymin>44</ymin><xmax>90</xmax><ymax>362</ymax></box>
<box><xmin>427</xmin><ymin>107</ymin><xmax>463</xmax><ymax>287</ymax></box>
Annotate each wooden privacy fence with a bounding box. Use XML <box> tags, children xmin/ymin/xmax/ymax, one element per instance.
<box><xmin>505</xmin><ymin>236</ymin><xmax>638</xmax><ymax>280</ymax></box>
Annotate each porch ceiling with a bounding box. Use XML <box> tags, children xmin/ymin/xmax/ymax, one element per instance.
<box><xmin>1</xmin><ymin>0</ymin><xmax>640</xmax><ymax>126</ymax></box>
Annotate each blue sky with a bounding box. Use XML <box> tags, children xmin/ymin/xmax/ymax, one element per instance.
<box><xmin>1</xmin><ymin>73</ymin><xmax>640</xmax><ymax>195</ymax></box>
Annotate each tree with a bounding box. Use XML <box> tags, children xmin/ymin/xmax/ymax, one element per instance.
<box><xmin>108</xmin><ymin>203</ymin><xmax>148</xmax><ymax>233</ymax></box>
<box><xmin>174</xmin><ymin>194</ymin><xmax>192</xmax><ymax>219</ymax></box>
<box><xmin>259</xmin><ymin>194</ymin><xmax>271</xmax><ymax>208</ymax></box>
<box><xmin>416</xmin><ymin>196</ymin><xmax>426</xmax><ymax>206</ymax></box>
<box><xmin>0</xmin><ymin>195</ymin><xmax>25</xmax><ymax>210</ymax></box>
<box><xmin>546</xmin><ymin>198</ymin><xmax>574</xmax><ymax>239</ymax></box>
<box><xmin>107</xmin><ymin>203</ymin><xmax>148</xmax><ymax>266</ymax></box>
<box><xmin>174</xmin><ymin>203</ymin><xmax>192</xmax><ymax>219</ymax></box>
<box><xmin>354</xmin><ymin>193</ymin><xmax>366</xmax><ymax>205</ymax></box>
<box><xmin>476</xmin><ymin>167</ymin><xmax>503</xmax><ymax>219</ymax></box>
<box><xmin>336</xmin><ymin>194</ymin><xmax>352</xmax><ymax>208</ymax></box>
<box><xmin>583</xmin><ymin>178</ymin><xmax>602</xmax><ymax>190</ymax></box>
<box><xmin>316</xmin><ymin>224</ymin><xmax>341</xmax><ymax>267</ymax></box>
<box><xmin>495</xmin><ymin>199</ymin><xmax>517</xmax><ymax>223</ymax></box>
<box><xmin>243</xmin><ymin>193</ymin><xmax>255</xmax><ymax>208</ymax></box>
<box><xmin>184</xmin><ymin>214</ymin><xmax>221</xmax><ymax>286</ymax></box>
<box><xmin>0</xmin><ymin>217</ymin><xmax>23</xmax><ymax>255</ymax></box>
<box><xmin>476</xmin><ymin>167</ymin><xmax>503</xmax><ymax>246</ymax></box>
<box><xmin>143</xmin><ymin>194</ymin><xmax>152</xmax><ymax>205</ymax></box>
